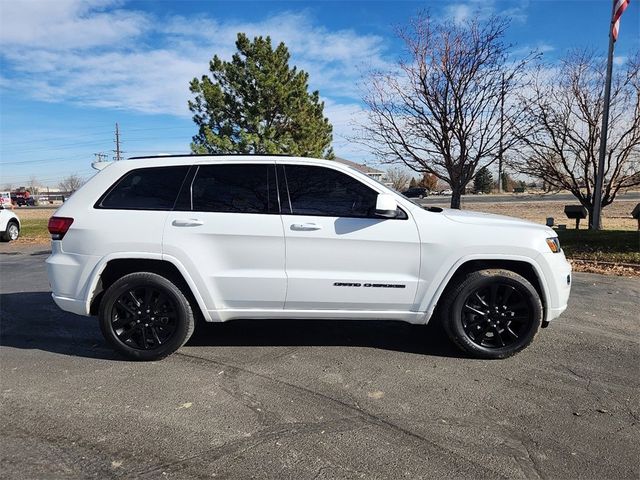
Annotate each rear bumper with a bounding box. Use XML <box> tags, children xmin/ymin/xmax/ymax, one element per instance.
<box><xmin>51</xmin><ymin>293</ymin><xmax>88</xmax><ymax>316</ymax></box>
<box><xmin>46</xmin><ymin>241</ymin><xmax>101</xmax><ymax>317</ymax></box>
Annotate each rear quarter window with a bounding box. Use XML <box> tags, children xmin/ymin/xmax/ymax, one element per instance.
<box><xmin>96</xmin><ymin>166</ymin><xmax>190</xmax><ymax>210</ymax></box>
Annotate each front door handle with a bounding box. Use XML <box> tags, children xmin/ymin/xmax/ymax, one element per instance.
<box><xmin>290</xmin><ymin>223</ymin><xmax>322</xmax><ymax>231</ymax></box>
<box><xmin>172</xmin><ymin>219</ymin><xmax>204</xmax><ymax>227</ymax></box>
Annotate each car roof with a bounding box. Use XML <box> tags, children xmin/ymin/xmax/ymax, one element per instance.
<box><xmin>116</xmin><ymin>154</ymin><xmax>350</xmax><ymax>169</ymax></box>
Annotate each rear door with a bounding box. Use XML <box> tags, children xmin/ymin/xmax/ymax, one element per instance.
<box><xmin>280</xmin><ymin>164</ymin><xmax>421</xmax><ymax>311</ymax></box>
<box><xmin>163</xmin><ymin>162</ymin><xmax>286</xmax><ymax>312</ymax></box>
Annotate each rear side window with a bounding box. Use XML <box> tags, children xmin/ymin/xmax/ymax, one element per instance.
<box><xmin>191</xmin><ymin>164</ymin><xmax>278</xmax><ymax>214</ymax></box>
<box><xmin>97</xmin><ymin>166</ymin><xmax>190</xmax><ymax>210</ymax></box>
<box><xmin>284</xmin><ymin>165</ymin><xmax>378</xmax><ymax>217</ymax></box>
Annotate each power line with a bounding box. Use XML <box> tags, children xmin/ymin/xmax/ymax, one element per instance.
<box><xmin>0</xmin><ymin>153</ymin><xmax>89</xmax><ymax>166</ymax></box>
<box><xmin>1</xmin><ymin>126</ymin><xmax>194</xmax><ymax>149</ymax></box>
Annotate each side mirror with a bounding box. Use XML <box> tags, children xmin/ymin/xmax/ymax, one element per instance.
<box><xmin>375</xmin><ymin>194</ymin><xmax>398</xmax><ymax>218</ymax></box>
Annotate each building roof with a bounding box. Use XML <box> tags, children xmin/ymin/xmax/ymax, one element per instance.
<box><xmin>333</xmin><ymin>157</ymin><xmax>384</xmax><ymax>175</ymax></box>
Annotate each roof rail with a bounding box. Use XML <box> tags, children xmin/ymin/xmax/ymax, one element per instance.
<box><xmin>127</xmin><ymin>153</ymin><xmax>302</xmax><ymax>160</ymax></box>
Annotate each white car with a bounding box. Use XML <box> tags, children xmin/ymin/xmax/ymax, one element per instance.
<box><xmin>46</xmin><ymin>155</ymin><xmax>571</xmax><ymax>361</ymax></box>
<box><xmin>0</xmin><ymin>202</ymin><xmax>20</xmax><ymax>242</ymax></box>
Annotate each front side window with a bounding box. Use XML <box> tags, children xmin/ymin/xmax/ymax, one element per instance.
<box><xmin>98</xmin><ymin>166</ymin><xmax>190</xmax><ymax>210</ymax></box>
<box><xmin>284</xmin><ymin>165</ymin><xmax>378</xmax><ymax>217</ymax></box>
<box><xmin>191</xmin><ymin>164</ymin><xmax>277</xmax><ymax>214</ymax></box>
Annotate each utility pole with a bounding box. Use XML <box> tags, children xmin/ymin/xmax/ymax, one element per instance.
<box><xmin>498</xmin><ymin>73</ymin><xmax>505</xmax><ymax>194</ymax></box>
<box><xmin>113</xmin><ymin>122</ymin><xmax>122</xmax><ymax>161</ymax></box>
<box><xmin>94</xmin><ymin>152</ymin><xmax>108</xmax><ymax>162</ymax></box>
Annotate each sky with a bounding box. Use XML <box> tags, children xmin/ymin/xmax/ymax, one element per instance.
<box><xmin>0</xmin><ymin>0</ymin><xmax>638</xmax><ymax>188</ymax></box>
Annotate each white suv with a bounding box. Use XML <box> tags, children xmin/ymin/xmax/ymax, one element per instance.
<box><xmin>0</xmin><ymin>201</ymin><xmax>20</xmax><ymax>242</ymax></box>
<box><xmin>46</xmin><ymin>155</ymin><xmax>571</xmax><ymax>361</ymax></box>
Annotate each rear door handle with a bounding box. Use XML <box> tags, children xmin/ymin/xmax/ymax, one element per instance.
<box><xmin>172</xmin><ymin>219</ymin><xmax>204</xmax><ymax>227</ymax></box>
<box><xmin>290</xmin><ymin>223</ymin><xmax>322</xmax><ymax>231</ymax></box>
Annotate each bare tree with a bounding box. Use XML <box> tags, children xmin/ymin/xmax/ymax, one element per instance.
<box><xmin>357</xmin><ymin>13</ymin><xmax>533</xmax><ymax>208</ymax></box>
<box><xmin>385</xmin><ymin>166</ymin><xmax>412</xmax><ymax>191</ymax></box>
<box><xmin>514</xmin><ymin>50</ymin><xmax>640</xmax><ymax>228</ymax></box>
<box><xmin>29</xmin><ymin>175</ymin><xmax>39</xmax><ymax>195</ymax></box>
<box><xmin>58</xmin><ymin>174</ymin><xmax>84</xmax><ymax>193</ymax></box>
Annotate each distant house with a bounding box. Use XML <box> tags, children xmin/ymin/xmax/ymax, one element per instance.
<box><xmin>334</xmin><ymin>157</ymin><xmax>385</xmax><ymax>182</ymax></box>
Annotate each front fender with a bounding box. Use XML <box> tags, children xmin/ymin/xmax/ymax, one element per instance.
<box><xmin>418</xmin><ymin>253</ymin><xmax>550</xmax><ymax>325</ymax></box>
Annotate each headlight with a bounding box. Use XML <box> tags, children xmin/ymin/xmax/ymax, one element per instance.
<box><xmin>546</xmin><ymin>237</ymin><xmax>561</xmax><ymax>253</ymax></box>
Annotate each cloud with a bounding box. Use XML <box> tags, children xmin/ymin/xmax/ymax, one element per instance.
<box><xmin>613</xmin><ymin>55</ymin><xmax>628</xmax><ymax>66</ymax></box>
<box><xmin>445</xmin><ymin>0</ymin><xmax>529</xmax><ymax>25</ymax></box>
<box><xmin>447</xmin><ymin>5</ymin><xmax>474</xmax><ymax>25</ymax></box>
<box><xmin>323</xmin><ymin>99</ymin><xmax>370</xmax><ymax>159</ymax></box>
<box><xmin>0</xmin><ymin>3</ymin><xmax>389</xmax><ymax>124</ymax></box>
<box><xmin>0</xmin><ymin>0</ymin><xmax>148</xmax><ymax>50</ymax></box>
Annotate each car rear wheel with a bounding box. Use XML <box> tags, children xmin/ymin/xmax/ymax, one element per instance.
<box><xmin>99</xmin><ymin>272</ymin><xmax>195</xmax><ymax>361</ymax></box>
<box><xmin>441</xmin><ymin>269</ymin><xmax>542</xmax><ymax>359</ymax></box>
<box><xmin>1</xmin><ymin>221</ymin><xmax>19</xmax><ymax>242</ymax></box>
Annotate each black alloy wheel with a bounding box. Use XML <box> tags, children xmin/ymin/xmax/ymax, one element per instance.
<box><xmin>99</xmin><ymin>272</ymin><xmax>195</xmax><ymax>361</ymax></box>
<box><xmin>460</xmin><ymin>283</ymin><xmax>532</xmax><ymax>349</ymax></box>
<box><xmin>110</xmin><ymin>285</ymin><xmax>178</xmax><ymax>350</ymax></box>
<box><xmin>441</xmin><ymin>269</ymin><xmax>543</xmax><ymax>359</ymax></box>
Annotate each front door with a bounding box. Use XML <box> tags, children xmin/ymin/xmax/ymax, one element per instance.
<box><xmin>280</xmin><ymin>164</ymin><xmax>421</xmax><ymax>311</ymax></box>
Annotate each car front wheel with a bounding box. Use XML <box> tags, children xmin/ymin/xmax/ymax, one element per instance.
<box><xmin>441</xmin><ymin>269</ymin><xmax>542</xmax><ymax>359</ymax></box>
<box><xmin>1</xmin><ymin>221</ymin><xmax>19</xmax><ymax>242</ymax></box>
<box><xmin>98</xmin><ymin>272</ymin><xmax>195</xmax><ymax>361</ymax></box>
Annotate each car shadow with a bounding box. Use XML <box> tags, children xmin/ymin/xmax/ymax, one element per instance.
<box><xmin>0</xmin><ymin>291</ymin><xmax>465</xmax><ymax>361</ymax></box>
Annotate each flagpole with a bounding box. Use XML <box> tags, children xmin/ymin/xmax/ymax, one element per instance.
<box><xmin>592</xmin><ymin>0</ymin><xmax>617</xmax><ymax>230</ymax></box>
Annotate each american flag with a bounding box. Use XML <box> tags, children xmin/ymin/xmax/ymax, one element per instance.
<box><xmin>612</xmin><ymin>0</ymin><xmax>631</xmax><ymax>41</ymax></box>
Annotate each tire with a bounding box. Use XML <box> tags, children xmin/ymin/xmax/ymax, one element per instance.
<box><xmin>1</xmin><ymin>221</ymin><xmax>19</xmax><ymax>242</ymax></box>
<box><xmin>99</xmin><ymin>272</ymin><xmax>195</xmax><ymax>361</ymax></box>
<box><xmin>441</xmin><ymin>269</ymin><xmax>542</xmax><ymax>359</ymax></box>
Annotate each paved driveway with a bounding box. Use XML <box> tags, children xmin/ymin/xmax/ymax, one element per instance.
<box><xmin>1</xmin><ymin>247</ymin><xmax>639</xmax><ymax>479</ymax></box>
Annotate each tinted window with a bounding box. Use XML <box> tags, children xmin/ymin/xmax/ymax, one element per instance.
<box><xmin>284</xmin><ymin>165</ymin><xmax>378</xmax><ymax>217</ymax></box>
<box><xmin>192</xmin><ymin>164</ymin><xmax>277</xmax><ymax>214</ymax></box>
<box><xmin>98</xmin><ymin>166</ymin><xmax>189</xmax><ymax>210</ymax></box>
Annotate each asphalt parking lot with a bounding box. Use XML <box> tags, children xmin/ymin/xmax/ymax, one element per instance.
<box><xmin>1</xmin><ymin>247</ymin><xmax>639</xmax><ymax>479</ymax></box>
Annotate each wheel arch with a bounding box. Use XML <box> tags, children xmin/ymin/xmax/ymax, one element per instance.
<box><xmin>424</xmin><ymin>256</ymin><xmax>549</xmax><ymax>326</ymax></box>
<box><xmin>88</xmin><ymin>256</ymin><xmax>210</xmax><ymax>322</ymax></box>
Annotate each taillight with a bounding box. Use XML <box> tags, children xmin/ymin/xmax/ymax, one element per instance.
<box><xmin>48</xmin><ymin>216</ymin><xmax>74</xmax><ymax>240</ymax></box>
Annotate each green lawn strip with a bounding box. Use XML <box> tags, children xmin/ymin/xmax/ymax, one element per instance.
<box><xmin>557</xmin><ymin>229</ymin><xmax>640</xmax><ymax>265</ymax></box>
<box><xmin>19</xmin><ymin>218</ymin><xmax>50</xmax><ymax>241</ymax></box>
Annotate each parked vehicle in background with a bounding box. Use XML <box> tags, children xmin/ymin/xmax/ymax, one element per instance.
<box><xmin>402</xmin><ymin>187</ymin><xmax>429</xmax><ymax>199</ymax></box>
<box><xmin>0</xmin><ymin>203</ymin><xmax>20</xmax><ymax>242</ymax></box>
<box><xmin>0</xmin><ymin>192</ymin><xmax>11</xmax><ymax>207</ymax></box>
<box><xmin>439</xmin><ymin>189</ymin><xmax>453</xmax><ymax>196</ymax></box>
<box><xmin>11</xmin><ymin>190</ymin><xmax>36</xmax><ymax>206</ymax></box>
<box><xmin>47</xmin><ymin>155</ymin><xmax>571</xmax><ymax>361</ymax></box>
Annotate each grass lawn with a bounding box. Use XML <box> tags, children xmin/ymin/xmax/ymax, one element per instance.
<box><xmin>18</xmin><ymin>217</ymin><xmax>51</xmax><ymax>243</ymax></box>
<box><xmin>557</xmin><ymin>229</ymin><xmax>640</xmax><ymax>264</ymax></box>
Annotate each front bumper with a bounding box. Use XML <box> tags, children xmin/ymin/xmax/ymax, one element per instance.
<box><xmin>538</xmin><ymin>251</ymin><xmax>572</xmax><ymax>322</ymax></box>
